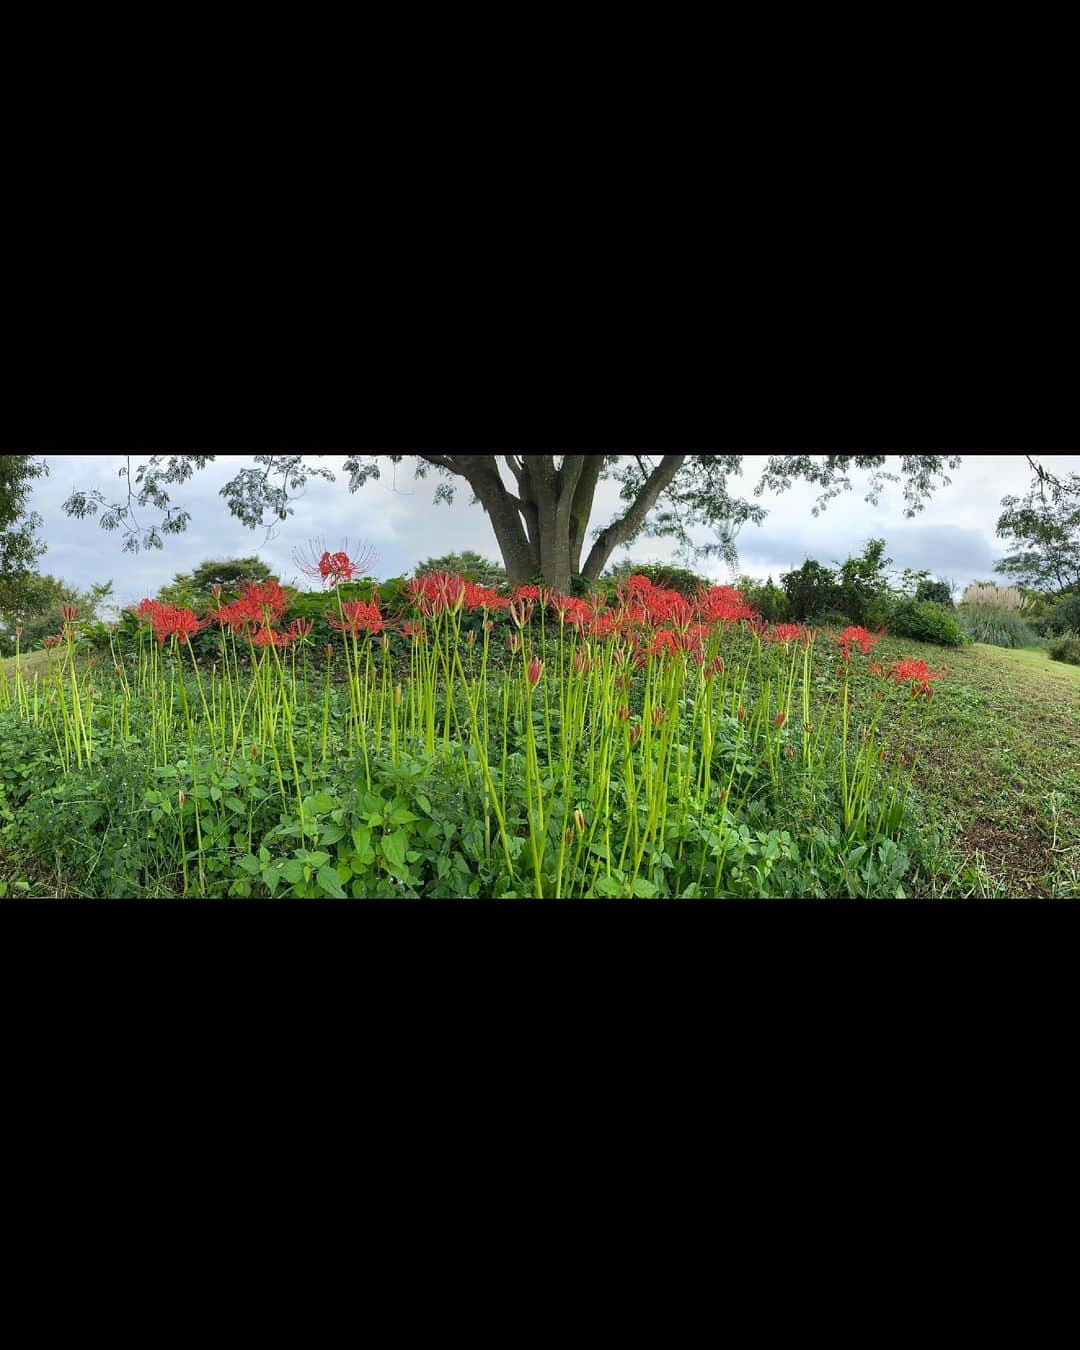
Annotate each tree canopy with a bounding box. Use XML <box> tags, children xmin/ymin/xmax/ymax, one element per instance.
<box><xmin>58</xmin><ymin>452</ymin><xmax>966</xmax><ymax>593</ymax></box>
<box><xmin>0</xmin><ymin>455</ymin><xmax>48</xmax><ymax>616</ymax></box>
<box><xmin>994</xmin><ymin>457</ymin><xmax>1080</xmax><ymax>597</ymax></box>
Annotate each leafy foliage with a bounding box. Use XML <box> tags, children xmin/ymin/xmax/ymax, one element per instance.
<box><xmin>995</xmin><ymin>463</ymin><xmax>1080</xmax><ymax>596</ymax></box>
<box><xmin>887</xmin><ymin>599</ymin><xmax>966</xmax><ymax>647</ymax></box>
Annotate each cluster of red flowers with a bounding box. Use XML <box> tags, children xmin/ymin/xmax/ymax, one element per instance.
<box><xmin>765</xmin><ymin>623</ymin><xmax>814</xmax><ymax>646</ymax></box>
<box><xmin>837</xmin><ymin>625</ymin><xmax>881</xmax><ymax>659</ymax></box>
<box><xmin>328</xmin><ymin>599</ymin><xmax>384</xmax><ymax>637</ymax></box>
<box><xmin>883</xmin><ymin>657</ymin><xmax>943</xmax><ymax>698</ymax></box>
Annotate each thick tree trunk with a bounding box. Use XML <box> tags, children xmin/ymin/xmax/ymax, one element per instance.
<box><xmin>418</xmin><ymin>452</ymin><xmax>685</xmax><ymax>594</ymax></box>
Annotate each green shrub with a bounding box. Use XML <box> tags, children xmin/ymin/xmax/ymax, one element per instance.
<box><xmin>915</xmin><ymin>578</ymin><xmax>954</xmax><ymax>607</ymax></box>
<box><xmin>815</xmin><ymin>609</ymin><xmax>855</xmax><ymax>630</ymax></box>
<box><xmin>888</xmin><ymin>599</ymin><xmax>966</xmax><ymax>646</ymax></box>
<box><xmin>1048</xmin><ymin>632</ymin><xmax>1080</xmax><ymax>665</ymax></box>
<box><xmin>1042</xmin><ymin>591</ymin><xmax>1080</xmax><ymax>636</ymax></box>
<box><xmin>780</xmin><ymin>559</ymin><xmax>842</xmax><ymax>621</ymax></box>
<box><xmin>739</xmin><ymin>577</ymin><xmax>789</xmax><ymax>623</ymax></box>
<box><xmin>603</xmin><ymin>560</ymin><xmax>711</xmax><ymax>597</ymax></box>
<box><xmin>957</xmin><ymin>603</ymin><xmax>1038</xmax><ymax>649</ymax></box>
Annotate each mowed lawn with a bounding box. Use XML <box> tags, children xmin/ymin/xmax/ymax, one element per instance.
<box><xmin>2</xmin><ymin>639</ymin><xmax>1078</xmax><ymax>899</ymax></box>
<box><xmin>872</xmin><ymin>641</ymin><xmax>1080</xmax><ymax>898</ymax></box>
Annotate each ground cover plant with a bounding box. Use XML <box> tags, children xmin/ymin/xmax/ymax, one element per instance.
<box><xmin>0</xmin><ymin>551</ymin><xmax>968</xmax><ymax>899</ymax></box>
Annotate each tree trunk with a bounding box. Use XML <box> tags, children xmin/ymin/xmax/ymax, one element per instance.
<box><xmin>420</xmin><ymin>453</ymin><xmax>685</xmax><ymax>594</ymax></box>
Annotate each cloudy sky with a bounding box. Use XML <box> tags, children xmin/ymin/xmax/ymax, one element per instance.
<box><xmin>19</xmin><ymin>451</ymin><xmax>1079</xmax><ymax>613</ymax></box>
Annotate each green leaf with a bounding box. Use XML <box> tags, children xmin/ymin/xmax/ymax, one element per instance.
<box><xmin>282</xmin><ymin>859</ymin><xmax>305</xmax><ymax>884</ymax></box>
<box><xmin>388</xmin><ymin>807</ymin><xmax>420</xmax><ymax>826</ymax></box>
<box><xmin>351</xmin><ymin>825</ymin><xmax>372</xmax><ymax>855</ymax></box>
<box><xmin>237</xmin><ymin>854</ymin><xmax>261</xmax><ymax>876</ymax></box>
<box><xmin>382</xmin><ymin>829</ymin><xmax>408</xmax><ymax>868</ymax></box>
<box><xmin>632</xmin><ymin>877</ymin><xmax>659</xmax><ymax>898</ymax></box>
<box><xmin>225</xmin><ymin>796</ymin><xmax>246</xmax><ymax>815</ymax></box>
<box><xmin>416</xmin><ymin>793</ymin><xmax>432</xmax><ymax>815</ymax></box>
<box><xmin>318</xmin><ymin>824</ymin><xmax>346</xmax><ymax>847</ymax></box>
<box><xmin>316</xmin><ymin>864</ymin><xmax>347</xmax><ymax>898</ymax></box>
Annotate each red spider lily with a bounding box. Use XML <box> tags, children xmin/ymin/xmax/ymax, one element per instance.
<box><xmin>463</xmin><ymin>582</ymin><xmax>509</xmax><ymax>612</ymax></box>
<box><xmin>43</xmin><ymin>634</ymin><xmax>62</xmax><ymax>649</ymax></box>
<box><xmin>766</xmin><ymin>623</ymin><xmax>810</xmax><ymax>645</ymax></box>
<box><xmin>508</xmin><ymin>597</ymin><xmax>535</xmax><ymax>629</ymax></box>
<box><xmin>152</xmin><ymin>606</ymin><xmax>201</xmax><ymax>645</ymax></box>
<box><xmin>295</xmin><ymin>540</ymin><xmax>376</xmax><ymax>588</ymax></box>
<box><xmin>241</xmin><ymin>580</ymin><xmax>288</xmax><ymax>623</ymax></box>
<box><xmin>465</xmin><ymin>629</ymin><xmax>477</xmax><ymax>646</ymax></box>
<box><xmin>526</xmin><ymin>656</ymin><xmax>544</xmax><ymax>687</ymax></box>
<box><xmin>409</xmin><ymin>572</ymin><xmax>466</xmax><ymax>616</ymax></box>
<box><xmin>571</xmin><ymin>649</ymin><xmax>592</xmax><ymax>677</ymax></box>
<box><xmin>838</xmin><ymin>625</ymin><xmax>880</xmax><ymax>657</ymax></box>
<box><xmin>616</xmin><ymin>705</ymin><xmax>631</xmax><ymax>722</ymax></box>
<box><xmin>508</xmin><ymin>633</ymin><xmax>521</xmax><ymax>654</ymax></box>
<box><xmin>697</xmin><ymin>586</ymin><xmax>756</xmax><ymax>624</ymax></box>
<box><xmin>707</xmin><ymin>657</ymin><xmax>725</xmax><ymax>678</ymax></box>
<box><xmin>624</xmin><ymin>574</ymin><xmax>655</xmax><ymax>596</ymax></box>
<box><xmin>253</xmin><ymin>626</ymin><xmax>290</xmax><ymax>649</ymax></box>
<box><xmin>774</xmin><ymin>711</ymin><xmax>787</xmax><ymax>728</ymax></box>
<box><xmin>60</xmin><ymin>604</ymin><xmax>78</xmax><ymax>622</ymax></box>
<box><xmin>550</xmin><ymin>594</ymin><xmax>589</xmax><ymax>626</ymax></box>
<box><xmin>651</xmin><ymin>707</ymin><xmax>667</xmax><ymax>727</ymax></box>
<box><xmin>129</xmin><ymin>598</ymin><xmax>165</xmax><ymax>628</ymax></box>
<box><xmin>514</xmin><ymin>584</ymin><xmax>542</xmax><ymax>602</ymax></box>
<box><xmin>886</xmin><ymin>658</ymin><xmax>943</xmax><ymax>698</ymax></box>
<box><xmin>402</xmin><ymin>620</ymin><xmax>426</xmax><ymax>641</ymax></box>
<box><xmin>628</xmin><ymin>723</ymin><xmax>643</xmax><ymax>746</ymax></box>
<box><xmin>483</xmin><ymin>619</ymin><xmax>494</xmax><ymax>633</ymax></box>
<box><xmin>288</xmin><ymin>618</ymin><xmax>314</xmax><ymax>643</ymax></box>
<box><xmin>328</xmin><ymin>600</ymin><xmax>383</xmax><ymax>637</ymax></box>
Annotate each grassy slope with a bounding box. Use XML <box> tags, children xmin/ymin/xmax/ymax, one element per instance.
<box><xmin>874</xmin><ymin>640</ymin><xmax>1080</xmax><ymax>897</ymax></box>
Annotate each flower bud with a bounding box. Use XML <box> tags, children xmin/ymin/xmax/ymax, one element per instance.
<box><xmin>252</xmin><ymin>744</ymin><xmax>259</xmax><ymax>758</ymax></box>
<box><xmin>785</xmin><ymin>744</ymin><xmax>794</xmax><ymax>758</ymax></box>
<box><xmin>178</xmin><ymin>789</ymin><xmax>185</xmax><ymax>806</ymax></box>
<box><xmin>325</xmin><ymin>645</ymin><xmax>333</xmax><ymax>659</ymax></box>
<box><xmin>466</xmin><ymin>629</ymin><xmax>477</xmax><ymax>646</ymax></box>
<box><xmin>526</xmin><ymin>656</ymin><xmax>544</xmax><ymax>688</ymax></box>
<box><xmin>651</xmin><ymin>706</ymin><xmax>666</xmax><ymax>726</ymax></box>
<box><xmin>629</xmin><ymin>724</ymin><xmax>642</xmax><ymax>746</ymax></box>
<box><xmin>774</xmin><ymin>711</ymin><xmax>787</xmax><ymax>728</ymax></box>
<box><xmin>573</xmin><ymin>808</ymin><xmax>586</xmax><ymax>836</ymax></box>
<box><xmin>737</xmin><ymin>706</ymin><xmax>745</xmax><ymax>722</ymax></box>
<box><xmin>803</xmin><ymin>721</ymin><xmax>812</xmax><ymax>733</ymax></box>
<box><xmin>483</xmin><ymin>620</ymin><xmax>494</xmax><ymax>632</ymax></box>
<box><xmin>617</xmin><ymin>705</ymin><xmax>631</xmax><ymax>722</ymax></box>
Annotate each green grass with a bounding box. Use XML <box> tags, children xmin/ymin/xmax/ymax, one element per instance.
<box><xmin>855</xmin><ymin>639</ymin><xmax>1080</xmax><ymax>897</ymax></box>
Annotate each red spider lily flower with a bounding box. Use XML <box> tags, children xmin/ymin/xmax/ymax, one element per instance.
<box><xmin>526</xmin><ymin>656</ymin><xmax>544</xmax><ymax>687</ymax></box>
<box><xmin>697</xmin><ymin>586</ymin><xmax>757</xmax><ymax>625</ymax></box>
<box><xmin>41</xmin><ymin>632</ymin><xmax>60</xmax><ymax>648</ymax></box>
<box><xmin>253</xmin><ymin>626</ymin><xmax>289</xmax><ymax>648</ymax></box>
<box><xmin>869</xmin><ymin>660</ymin><xmax>884</xmax><ymax>676</ymax></box>
<box><xmin>651</xmin><ymin>706</ymin><xmax>666</xmax><ymax>727</ymax></box>
<box><xmin>628</xmin><ymin>723</ymin><xmax>643</xmax><ymax>746</ymax></box>
<box><xmin>571</xmin><ymin>649</ymin><xmax>592</xmax><ymax>676</ymax></box>
<box><xmin>402</xmin><ymin>620</ymin><xmax>426</xmax><ymax>641</ymax></box>
<box><xmin>886</xmin><ymin>658</ymin><xmax>943</xmax><ymax>698</ymax></box>
<box><xmin>838</xmin><ymin>625</ymin><xmax>880</xmax><ymax>657</ymax></box>
<box><xmin>707</xmin><ymin>657</ymin><xmax>725</xmax><ymax>678</ymax></box>
<box><xmin>381</xmin><ymin>633</ymin><xmax>390</xmax><ymax>651</ymax></box>
<box><xmin>774</xmin><ymin>711</ymin><xmax>787</xmax><ymax>728</ymax></box>
<box><xmin>210</xmin><ymin>583</ymin><xmax>222</xmax><ymax>599</ymax></box>
<box><xmin>14</xmin><ymin>625</ymin><xmax>23</xmax><ymax>637</ymax></box>
<box><xmin>288</xmin><ymin>618</ymin><xmax>314</xmax><ymax>642</ymax></box>
<box><xmin>508</xmin><ymin>597</ymin><xmax>535</xmax><ymax>629</ymax></box>
<box><xmin>152</xmin><ymin>606</ymin><xmax>202</xmax><ymax>645</ymax></box>
<box><xmin>514</xmin><ymin>584</ymin><xmax>541</xmax><ymax>602</ymax></box>
<box><xmin>573</xmin><ymin>808</ymin><xmax>586</xmax><ymax>836</ymax></box>
<box><xmin>464</xmin><ymin>582</ymin><xmax>509</xmax><ymax>613</ymax></box>
<box><xmin>617</xmin><ymin>705</ymin><xmax>631</xmax><ymax>722</ymax></box>
<box><xmin>60</xmin><ymin>604</ymin><xmax>78</xmax><ymax>622</ymax></box>
<box><xmin>409</xmin><ymin>572</ymin><xmax>467</xmax><ymax>616</ymax></box>
<box><xmin>465</xmin><ymin>629</ymin><xmax>477</xmax><ymax>645</ymax></box>
<box><xmin>625</xmin><ymin>574</ymin><xmax>655</xmax><ymax>595</ymax></box>
<box><xmin>327</xmin><ymin>600</ymin><xmax>383</xmax><ymax>637</ymax></box>
<box><xmin>508</xmin><ymin>633</ymin><xmax>521</xmax><ymax>654</ymax></box>
<box><xmin>483</xmin><ymin>619</ymin><xmax>494</xmax><ymax>633</ymax></box>
<box><xmin>241</xmin><ymin>580</ymin><xmax>288</xmax><ymax>623</ymax></box>
<box><xmin>295</xmin><ymin>541</ymin><xmax>376</xmax><ymax>588</ymax></box>
<box><xmin>766</xmin><ymin>623</ymin><xmax>809</xmax><ymax>645</ymax></box>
